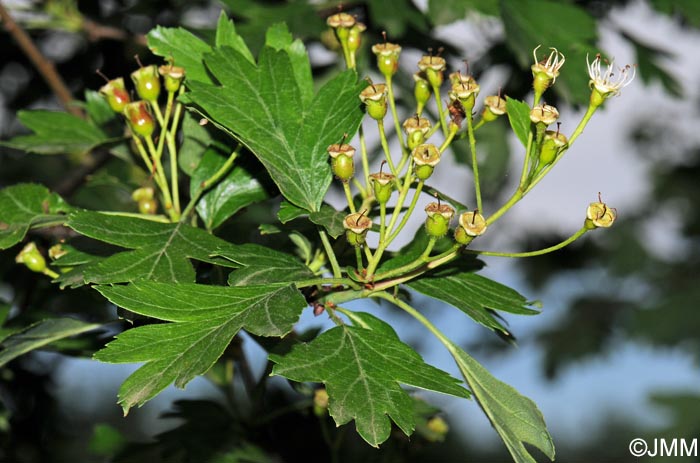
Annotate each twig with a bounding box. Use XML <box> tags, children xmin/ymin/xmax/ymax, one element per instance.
<box><xmin>0</xmin><ymin>2</ymin><xmax>81</xmax><ymax>117</ymax></box>
<box><xmin>82</xmin><ymin>19</ymin><xmax>146</xmax><ymax>46</ymax></box>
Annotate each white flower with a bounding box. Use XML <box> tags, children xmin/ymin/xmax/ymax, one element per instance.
<box><xmin>587</xmin><ymin>53</ymin><xmax>636</xmax><ymax>98</ymax></box>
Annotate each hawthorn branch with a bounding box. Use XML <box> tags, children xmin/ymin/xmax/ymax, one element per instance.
<box><xmin>0</xmin><ymin>2</ymin><xmax>81</xmax><ymax>117</ymax></box>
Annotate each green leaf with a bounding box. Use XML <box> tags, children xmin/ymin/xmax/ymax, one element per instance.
<box><xmin>0</xmin><ymin>183</ymin><xmax>72</xmax><ymax>250</ymax></box>
<box><xmin>650</xmin><ymin>0</ymin><xmax>700</xmax><ymax>28</ymax></box>
<box><xmin>84</xmin><ymin>89</ymin><xmax>116</xmax><ymax>127</ymax></box>
<box><xmin>265</xmin><ymin>22</ymin><xmax>314</xmax><ymax>107</ymax></box>
<box><xmin>501</xmin><ymin>0</ymin><xmax>598</xmax><ymax>104</ymax></box>
<box><xmin>215</xmin><ymin>11</ymin><xmax>255</xmax><ymax>64</ymax></box>
<box><xmin>147</xmin><ymin>26</ymin><xmax>212</xmax><ymax>84</ymax></box>
<box><xmin>218</xmin><ymin>245</ymin><xmax>313</xmax><ymax>286</ymax></box>
<box><xmin>624</xmin><ymin>32</ymin><xmax>681</xmax><ymax>97</ymax></box>
<box><xmin>448</xmin><ymin>342</ymin><xmax>555</xmax><ymax>463</ymax></box>
<box><xmin>270</xmin><ymin>314</ymin><xmax>468</xmax><ymax>447</ymax></box>
<box><xmin>2</xmin><ymin>110</ymin><xmax>113</xmax><ymax>155</ymax></box>
<box><xmin>277</xmin><ymin>200</ymin><xmax>307</xmax><ymax>223</ymax></box>
<box><xmin>506</xmin><ymin>97</ymin><xmax>531</xmax><ymax>148</ymax></box>
<box><xmin>95</xmin><ymin>282</ymin><xmax>306</xmax><ymax>411</ymax></box>
<box><xmin>427</xmin><ymin>0</ymin><xmax>499</xmax><ymax>25</ymax></box>
<box><xmin>367</xmin><ymin>0</ymin><xmax>429</xmax><ymax>35</ymax></box>
<box><xmin>407</xmin><ymin>268</ymin><xmax>539</xmax><ymax>334</ymax></box>
<box><xmin>190</xmin><ymin>149</ymin><xmax>269</xmax><ymax>230</ymax></box>
<box><xmin>0</xmin><ymin>318</ymin><xmax>102</xmax><ymax>367</ymax></box>
<box><xmin>309</xmin><ymin>204</ymin><xmax>346</xmax><ymax>239</ymax></box>
<box><xmin>66</xmin><ymin>211</ymin><xmax>240</xmax><ymax>283</ymax></box>
<box><xmin>186</xmin><ymin>45</ymin><xmax>365</xmax><ymax>212</ymax></box>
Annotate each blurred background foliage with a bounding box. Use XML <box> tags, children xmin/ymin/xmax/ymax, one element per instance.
<box><xmin>1</xmin><ymin>0</ymin><xmax>699</xmax><ymax>461</ymax></box>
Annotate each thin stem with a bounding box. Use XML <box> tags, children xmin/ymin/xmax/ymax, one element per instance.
<box><xmin>518</xmin><ymin>130</ymin><xmax>535</xmax><ymax>188</ymax></box>
<box><xmin>355</xmin><ymin>246</ymin><xmax>363</xmax><ymax>271</ymax></box>
<box><xmin>432</xmin><ymin>84</ymin><xmax>448</xmax><ymax>136</ymax></box>
<box><xmin>99</xmin><ymin>210</ymin><xmax>170</xmax><ymax>223</ymax></box>
<box><xmin>567</xmin><ymin>104</ymin><xmax>597</xmax><ymax>146</ymax></box>
<box><xmin>145</xmin><ymin>135</ymin><xmax>175</xmax><ymax>219</ymax></box>
<box><xmin>379</xmin><ymin>202</ymin><xmax>387</xmax><ymax>243</ymax></box>
<box><xmin>373</xmin><ymin>292</ymin><xmax>453</xmax><ymax>346</ymax></box>
<box><xmin>465</xmin><ymin>227</ymin><xmax>588</xmax><ymax>258</ymax></box>
<box><xmin>387</xmin><ymin>180</ymin><xmax>423</xmax><ymax>243</ymax></box>
<box><xmin>151</xmin><ymin>101</ymin><xmax>165</xmax><ymax>128</ymax></box>
<box><xmin>181</xmin><ymin>148</ymin><xmax>239</xmax><ymax>220</ymax></box>
<box><xmin>371</xmin><ymin>245</ymin><xmax>460</xmax><ymax>291</ymax></box>
<box><xmin>352</xmin><ymin>177</ymin><xmax>367</xmax><ymax>198</ymax></box>
<box><xmin>155</xmin><ymin>91</ymin><xmax>175</xmax><ymax>166</ymax></box>
<box><xmin>343</xmin><ymin>182</ymin><xmax>356</xmax><ymax>214</ymax></box>
<box><xmin>466</xmin><ymin>113</ymin><xmax>482</xmax><ymax>212</ymax></box>
<box><xmin>386</xmin><ymin>75</ymin><xmax>407</xmax><ymax>153</ymax></box>
<box><xmin>374</xmin><ymin>241</ymin><xmax>457</xmax><ymax>282</ymax></box>
<box><xmin>486</xmin><ymin>188</ymin><xmax>522</xmax><ymax>226</ymax></box>
<box><xmin>318</xmin><ymin>228</ymin><xmax>342</xmax><ymax>279</ymax></box>
<box><xmin>44</xmin><ymin>268</ymin><xmax>60</xmax><ymax>279</ymax></box>
<box><xmin>295</xmin><ymin>277</ymin><xmax>360</xmax><ymax>289</ymax></box>
<box><xmin>0</xmin><ymin>4</ymin><xmax>81</xmax><ymax>116</ymax></box>
<box><xmin>377</xmin><ymin>119</ymin><xmax>399</xmax><ymax>179</ymax></box>
<box><xmin>438</xmin><ymin>123</ymin><xmax>458</xmax><ymax>153</ymax></box>
<box><xmin>359</xmin><ymin>125</ymin><xmax>371</xmax><ymax>191</ymax></box>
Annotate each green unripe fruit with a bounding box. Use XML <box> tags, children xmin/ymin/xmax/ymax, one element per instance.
<box><xmin>124</xmin><ymin>101</ymin><xmax>155</xmax><ymax>138</ymax></box>
<box><xmin>328</xmin><ymin>143</ymin><xmax>356</xmax><ymax>182</ymax></box>
<box><xmin>15</xmin><ymin>242</ymin><xmax>47</xmax><ymax>273</ymax></box>
<box><xmin>343</xmin><ymin>212</ymin><xmax>372</xmax><ymax>247</ymax></box>
<box><xmin>326</xmin><ymin>13</ymin><xmax>355</xmax><ymax>43</ymax></box>
<box><xmin>313</xmin><ymin>389</ymin><xmax>330</xmax><ymax>417</ymax></box>
<box><xmin>424</xmin><ymin>202</ymin><xmax>455</xmax><ymax>238</ymax></box>
<box><xmin>529</xmin><ymin>104</ymin><xmax>559</xmax><ymax>127</ymax></box>
<box><xmin>538</xmin><ymin>130</ymin><xmax>568</xmax><ymax>166</ymax></box>
<box><xmin>131</xmin><ymin>186</ymin><xmax>154</xmax><ymax>202</ymax></box>
<box><xmin>139</xmin><ymin>198</ymin><xmax>158</xmax><ymax>215</ymax></box>
<box><xmin>99</xmin><ymin>77</ymin><xmax>130</xmax><ymax>113</ymax></box>
<box><xmin>457</xmin><ymin>211</ymin><xmax>487</xmax><ymax>239</ymax></box>
<box><xmin>413</xmin><ymin>73</ymin><xmax>431</xmax><ymax>114</ymax></box>
<box><xmin>369</xmin><ymin>172</ymin><xmax>395</xmax><ymax>204</ymax></box>
<box><xmin>449</xmin><ymin>79</ymin><xmax>480</xmax><ymax>114</ymax></box>
<box><xmin>372</xmin><ymin>42</ymin><xmax>402</xmax><ymax>77</ymax></box>
<box><xmin>418</xmin><ymin>55</ymin><xmax>446</xmax><ymax>88</ymax></box>
<box><xmin>412</xmin><ymin>144</ymin><xmax>440</xmax><ymax>181</ymax></box>
<box><xmin>360</xmin><ymin>83</ymin><xmax>388</xmax><ymax>120</ymax></box>
<box><xmin>159</xmin><ymin>63</ymin><xmax>185</xmax><ymax>93</ymax></box>
<box><xmin>585</xmin><ymin>199</ymin><xmax>616</xmax><ymax>229</ymax></box>
<box><xmin>481</xmin><ymin>95</ymin><xmax>507</xmax><ymax>123</ymax></box>
<box><xmin>347</xmin><ymin>23</ymin><xmax>365</xmax><ymax>53</ymax></box>
<box><xmin>403</xmin><ymin>116</ymin><xmax>431</xmax><ymax>150</ymax></box>
<box><xmin>131</xmin><ymin>65</ymin><xmax>161</xmax><ymax>102</ymax></box>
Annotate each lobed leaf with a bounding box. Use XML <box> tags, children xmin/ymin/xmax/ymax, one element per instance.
<box><xmin>2</xmin><ymin>110</ymin><xmax>114</xmax><ymax>155</ymax></box>
<box><xmin>186</xmin><ymin>44</ymin><xmax>365</xmax><ymax>212</ymax></box>
<box><xmin>0</xmin><ymin>183</ymin><xmax>72</xmax><ymax>250</ymax></box>
<box><xmin>95</xmin><ymin>282</ymin><xmax>306</xmax><ymax>412</ymax></box>
<box><xmin>506</xmin><ymin>97</ymin><xmax>532</xmax><ymax>148</ymax></box>
<box><xmin>270</xmin><ymin>313</ymin><xmax>468</xmax><ymax>447</ymax></box>
<box><xmin>448</xmin><ymin>342</ymin><xmax>555</xmax><ymax>463</ymax></box>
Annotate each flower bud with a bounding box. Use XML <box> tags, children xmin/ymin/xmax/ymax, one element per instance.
<box><xmin>124</xmin><ymin>101</ymin><xmax>155</xmax><ymax>138</ymax></box>
<box><xmin>327</xmin><ymin>143</ymin><xmax>356</xmax><ymax>182</ymax></box>
<box><xmin>359</xmin><ymin>83</ymin><xmax>388</xmax><ymax>120</ymax></box>
<box><xmin>531</xmin><ymin>46</ymin><xmax>565</xmax><ymax>97</ymax></box>
<box><xmin>455</xmin><ymin>211</ymin><xmax>487</xmax><ymax>243</ymax></box>
<box><xmin>313</xmin><ymin>388</ymin><xmax>330</xmax><ymax>417</ymax></box>
<box><xmin>343</xmin><ymin>212</ymin><xmax>372</xmax><ymax>246</ymax></box>
<box><xmin>529</xmin><ymin>104</ymin><xmax>559</xmax><ymax>126</ymax></box>
<box><xmin>403</xmin><ymin>116</ymin><xmax>431</xmax><ymax>150</ymax></box>
<box><xmin>424</xmin><ymin>202</ymin><xmax>455</xmax><ymax>238</ymax></box>
<box><xmin>347</xmin><ymin>22</ymin><xmax>366</xmax><ymax>53</ymax></box>
<box><xmin>413</xmin><ymin>72</ymin><xmax>431</xmax><ymax>115</ymax></box>
<box><xmin>99</xmin><ymin>77</ymin><xmax>130</xmax><ymax>113</ymax></box>
<box><xmin>481</xmin><ymin>95</ymin><xmax>507</xmax><ymax>123</ymax></box>
<box><xmin>418</xmin><ymin>55</ymin><xmax>446</xmax><ymax>88</ymax></box>
<box><xmin>372</xmin><ymin>42</ymin><xmax>402</xmax><ymax>77</ymax></box>
<box><xmin>131</xmin><ymin>65</ymin><xmax>161</xmax><ymax>102</ymax></box>
<box><xmin>412</xmin><ymin>144</ymin><xmax>441</xmax><ymax>180</ymax></box>
<box><xmin>15</xmin><ymin>242</ymin><xmax>47</xmax><ymax>273</ymax></box>
<box><xmin>585</xmin><ymin>200</ymin><xmax>616</xmax><ymax>229</ymax></box>
<box><xmin>538</xmin><ymin>130</ymin><xmax>568</xmax><ymax>166</ymax></box>
<box><xmin>369</xmin><ymin>171</ymin><xmax>395</xmax><ymax>204</ymax></box>
<box><xmin>159</xmin><ymin>63</ymin><xmax>185</xmax><ymax>93</ymax></box>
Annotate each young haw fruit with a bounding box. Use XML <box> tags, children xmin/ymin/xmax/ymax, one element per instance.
<box><xmin>403</xmin><ymin>116</ymin><xmax>431</xmax><ymax>150</ymax></box>
<box><xmin>326</xmin><ymin>12</ymin><xmax>356</xmax><ymax>43</ymax></box>
<box><xmin>529</xmin><ymin>104</ymin><xmax>559</xmax><ymax>127</ymax></box>
<box><xmin>372</xmin><ymin>34</ymin><xmax>402</xmax><ymax>78</ymax></box>
<box><xmin>369</xmin><ymin>162</ymin><xmax>395</xmax><ymax>205</ymax></box>
<box><xmin>347</xmin><ymin>22</ymin><xmax>366</xmax><ymax>54</ymax></box>
<box><xmin>424</xmin><ymin>200</ymin><xmax>455</xmax><ymax>238</ymax></box>
<box><xmin>360</xmin><ymin>82</ymin><xmax>388</xmax><ymax>120</ymax></box>
<box><xmin>131</xmin><ymin>58</ymin><xmax>161</xmax><ymax>102</ymax></box>
<box><xmin>448</xmin><ymin>72</ymin><xmax>480</xmax><ymax>114</ymax></box>
<box><xmin>412</xmin><ymin>143</ymin><xmax>441</xmax><ymax>180</ymax></box>
<box><xmin>98</xmin><ymin>74</ymin><xmax>130</xmax><ymax>113</ymax></box>
<box><xmin>455</xmin><ymin>210</ymin><xmax>487</xmax><ymax>243</ymax></box>
<box><xmin>538</xmin><ymin>124</ymin><xmax>568</xmax><ymax>166</ymax></box>
<box><xmin>585</xmin><ymin>194</ymin><xmax>617</xmax><ymax>229</ymax></box>
<box><xmin>413</xmin><ymin>72</ymin><xmax>431</xmax><ymax>115</ymax></box>
<box><xmin>343</xmin><ymin>211</ymin><xmax>372</xmax><ymax>246</ymax></box>
<box><xmin>124</xmin><ymin>101</ymin><xmax>155</xmax><ymax>138</ymax></box>
<box><xmin>15</xmin><ymin>242</ymin><xmax>47</xmax><ymax>274</ymax></box>
<box><xmin>159</xmin><ymin>61</ymin><xmax>185</xmax><ymax>93</ymax></box>
<box><xmin>327</xmin><ymin>140</ymin><xmax>356</xmax><ymax>182</ymax></box>
<box><xmin>481</xmin><ymin>94</ymin><xmax>507</xmax><ymax>123</ymax></box>
<box><xmin>418</xmin><ymin>49</ymin><xmax>446</xmax><ymax>88</ymax></box>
